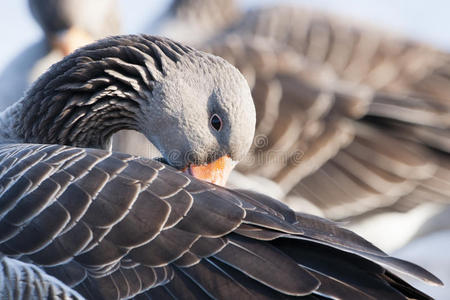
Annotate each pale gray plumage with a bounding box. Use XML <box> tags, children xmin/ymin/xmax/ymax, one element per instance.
<box><xmin>0</xmin><ymin>34</ymin><xmax>441</xmax><ymax>299</ymax></box>
<box><xmin>111</xmin><ymin>0</ymin><xmax>242</xmax><ymax>157</ymax></box>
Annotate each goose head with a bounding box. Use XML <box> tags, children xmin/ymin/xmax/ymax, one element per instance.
<box><xmin>10</xmin><ymin>35</ymin><xmax>256</xmax><ymax>185</ymax></box>
<box><xmin>28</xmin><ymin>0</ymin><xmax>120</xmax><ymax>55</ymax></box>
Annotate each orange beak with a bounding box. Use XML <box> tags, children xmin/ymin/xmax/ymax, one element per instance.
<box><xmin>186</xmin><ymin>155</ymin><xmax>237</xmax><ymax>186</ymax></box>
<box><xmin>52</xmin><ymin>27</ymin><xmax>94</xmax><ymax>56</ymax></box>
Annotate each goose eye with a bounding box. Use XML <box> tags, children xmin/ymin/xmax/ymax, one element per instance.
<box><xmin>210</xmin><ymin>114</ymin><xmax>222</xmax><ymax>131</ymax></box>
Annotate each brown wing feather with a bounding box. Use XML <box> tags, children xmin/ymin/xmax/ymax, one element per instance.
<box><xmin>0</xmin><ymin>143</ymin><xmax>441</xmax><ymax>299</ymax></box>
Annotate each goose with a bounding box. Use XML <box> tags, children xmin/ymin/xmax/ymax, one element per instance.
<box><xmin>0</xmin><ymin>0</ymin><xmax>120</xmax><ymax>111</ymax></box>
<box><xmin>0</xmin><ymin>34</ymin><xmax>442</xmax><ymax>299</ymax></box>
<box><xmin>205</xmin><ymin>32</ymin><xmax>450</xmax><ymax>217</ymax></box>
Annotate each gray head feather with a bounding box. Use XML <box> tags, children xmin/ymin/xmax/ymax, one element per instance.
<box><xmin>11</xmin><ymin>35</ymin><xmax>255</xmax><ymax>169</ymax></box>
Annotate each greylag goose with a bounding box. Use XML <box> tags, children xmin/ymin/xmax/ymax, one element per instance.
<box><xmin>0</xmin><ymin>0</ymin><xmax>120</xmax><ymax>111</ymax></box>
<box><xmin>0</xmin><ymin>35</ymin><xmax>442</xmax><ymax>299</ymax></box>
<box><xmin>205</xmin><ymin>32</ymin><xmax>450</xmax><ymax>218</ymax></box>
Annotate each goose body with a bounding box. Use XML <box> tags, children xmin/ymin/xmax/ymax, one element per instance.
<box><xmin>0</xmin><ymin>34</ymin><xmax>442</xmax><ymax>299</ymax></box>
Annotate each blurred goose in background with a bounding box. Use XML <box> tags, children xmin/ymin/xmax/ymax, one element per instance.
<box><xmin>150</xmin><ymin>0</ymin><xmax>240</xmax><ymax>45</ymax></box>
<box><xmin>142</xmin><ymin>1</ymin><xmax>450</xmax><ymax>252</ymax></box>
<box><xmin>0</xmin><ymin>34</ymin><xmax>442</xmax><ymax>299</ymax></box>
<box><xmin>0</xmin><ymin>0</ymin><xmax>120</xmax><ymax>111</ymax></box>
<box><xmin>208</xmin><ymin>6</ymin><xmax>450</xmax><ymax>249</ymax></box>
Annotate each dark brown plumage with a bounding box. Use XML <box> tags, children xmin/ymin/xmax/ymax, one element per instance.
<box><xmin>0</xmin><ymin>143</ymin><xmax>441</xmax><ymax>299</ymax></box>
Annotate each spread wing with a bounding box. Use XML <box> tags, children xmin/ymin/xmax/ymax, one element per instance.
<box><xmin>0</xmin><ymin>143</ymin><xmax>440</xmax><ymax>299</ymax></box>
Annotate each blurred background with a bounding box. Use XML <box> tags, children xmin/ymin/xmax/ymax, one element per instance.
<box><xmin>0</xmin><ymin>0</ymin><xmax>449</xmax><ymax>298</ymax></box>
<box><xmin>1</xmin><ymin>0</ymin><xmax>450</xmax><ymax>70</ymax></box>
